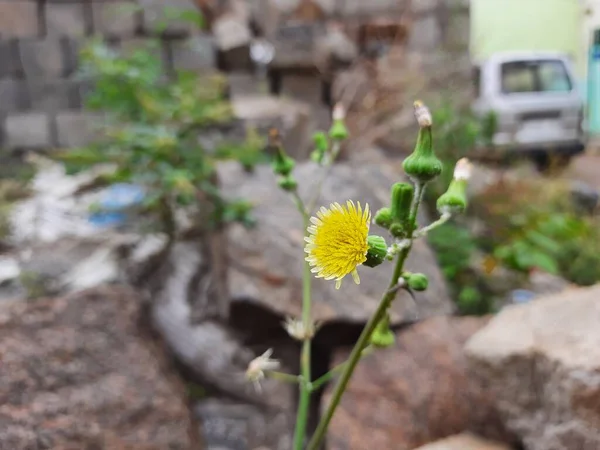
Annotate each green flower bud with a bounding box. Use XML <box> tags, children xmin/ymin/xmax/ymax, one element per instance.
<box><xmin>370</xmin><ymin>313</ymin><xmax>395</xmax><ymax>348</ymax></box>
<box><xmin>390</xmin><ymin>182</ymin><xmax>413</xmax><ymax>225</ymax></box>
<box><xmin>437</xmin><ymin>179</ymin><xmax>468</xmax><ymax>214</ymax></box>
<box><xmin>329</xmin><ymin>119</ymin><xmax>349</xmax><ymax>141</ymax></box>
<box><xmin>374</xmin><ymin>207</ymin><xmax>393</xmax><ymax>229</ymax></box>
<box><xmin>364</xmin><ymin>235</ymin><xmax>388</xmax><ymax>268</ymax></box>
<box><xmin>402</xmin><ymin>126</ymin><xmax>443</xmax><ymax>183</ymax></box>
<box><xmin>278</xmin><ymin>175</ymin><xmax>297</xmax><ymax>191</ymax></box>
<box><xmin>389</xmin><ymin>222</ymin><xmax>405</xmax><ymax>238</ymax></box>
<box><xmin>311</xmin><ymin>148</ymin><xmax>326</xmax><ymax>164</ymax></box>
<box><xmin>272</xmin><ymin>155</ymin><xmax>295</xmax><ymax>176</ymax></box>
<box><xmin>406</xmin><ymin>272</ymin><xmax>428</xmax><ymax>291</ymax></box>
<box><xmin>313</xmin><ymin>131</ymin><xmax>329</xmax><ymax>152</ymax></box>
<box><xmin>269</xmin><ymin>128</ymin><xmax>296</xmax><ymax>176</ymax></box>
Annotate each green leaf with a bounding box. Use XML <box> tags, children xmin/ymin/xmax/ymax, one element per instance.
<box><xmin>524</xmin><ymin>230</ymin><xmax>561</xmax><ymax>255</ymax></box>
<box><xmin>526</xmin><ymin>251</ymin><xmax>559</xmax><ymax>274</ymax></box>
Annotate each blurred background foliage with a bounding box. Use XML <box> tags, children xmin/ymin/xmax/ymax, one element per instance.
<box><xmin>426</xmin><ymin>99</ymin><xmax>600</xmax><ymax>315</ymax></box>
<box><xmin>54</xmin><ymin>39</ymin><xmax>265</xmax><ymax>237</ymax></box>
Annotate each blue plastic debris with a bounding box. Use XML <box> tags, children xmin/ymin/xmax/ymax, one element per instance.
<box><xmin>511</xmin><ymin>289</ymin><xmax>536</xmax><ymax>305</ymax></box>
<box><xmin>99</xmin><ymin>183</ymin><xmax>145</xmax><ymax>211</ymax></box>
<box><xmin>88</xmin><ymin>183</ymin><xmax>145</xmax><ymax>228</ymax></box>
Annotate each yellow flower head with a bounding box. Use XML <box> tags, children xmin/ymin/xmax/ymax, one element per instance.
<box><xmin>304</xmin><ymin>200</ymin><xmax>371</xmax><ymax>289</ymax></box>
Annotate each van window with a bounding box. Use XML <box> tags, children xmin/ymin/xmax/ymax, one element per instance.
<box><xmin>500</xmin><ymin>60</ymin><xmax>572</xmax><ymax>94</ymax></box>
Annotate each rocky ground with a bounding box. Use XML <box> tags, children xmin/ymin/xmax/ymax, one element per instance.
<box><xmin>1</xmin><ymin>149</ymin><xmax>599</xmax><ymax>449</ymax></box>
<box><xmin>566</xmin><ymin>152</ymin><xmax>600</xmax><ymax>192</ymax></box>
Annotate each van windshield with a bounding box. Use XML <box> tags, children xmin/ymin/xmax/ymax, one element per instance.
<box><xmin>500</xmin><ymin>60</ymin><xmax>572</xmax><ymax>94</ymax></box>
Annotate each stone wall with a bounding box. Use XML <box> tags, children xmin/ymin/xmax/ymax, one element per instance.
<box><xmin>0</xmin><ymin>0</ymin><xmax>214</xmax><ymax>151</ymax></box>
<box><xmin>0</xmin><ymin>0</ymin><xmax>470</xmax><ymax>152</ymax></box>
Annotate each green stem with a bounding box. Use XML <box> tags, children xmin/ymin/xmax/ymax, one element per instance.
<box><xmin>413</xmin><ymin>212</ymin><xmax>451</xmax><ymax>238</ymax></box>
<box><xmin>409</xmin><ymin>182</ymin><xmax>424</xmax><ymax>230</ymax></box>
<box><xmin>306</xmin><ymin>246</ymin><xmax>411</xmax><ymax>450</ymax></box>
<box><xmin>307</xmin><ymin>141</ymin><xmax>341</xmax><ymax>213</ymax></box>
<box><xmin>310</xmin><ymin>346</ymin><xmax>373</xmax><ymax>392</ymax></box>
<box><xmin>293</xmin><ymin>212</ymin><xmax>312</xmax><ymax>450</ymax></box>
<box><xmin>268</xmin><ymin>371</ymin><xmax>302</xmax><ymax>384</ymax></box>
<box><xmin>306</xmin><ymin>182</ymin><xmax>427</xmax><ymax>450</ymax></box>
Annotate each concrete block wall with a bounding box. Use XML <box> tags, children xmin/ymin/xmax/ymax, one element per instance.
<box><xmin>0</xmin><ymin>0</ymin><xmax>470</xmax><ymax>152</ymax></box>
<box><xmin>0</xmin><ymin>0</ymin><xmax>215</xmax><ymax>152</ymax></box>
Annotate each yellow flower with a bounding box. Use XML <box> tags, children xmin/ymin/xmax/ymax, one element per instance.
<box><xmin>304</xmin><ymin>200</ymin><xmax>371</xmax><ymax>289</ymax></box>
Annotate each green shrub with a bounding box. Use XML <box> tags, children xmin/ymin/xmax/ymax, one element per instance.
<box><xmin>54</xmin><ymin>39</ymin><xmax>264</xmax><ymax>237</ymax></box>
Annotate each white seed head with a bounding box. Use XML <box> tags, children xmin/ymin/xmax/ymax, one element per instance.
<box><xmin>453</xmin><ymin>158</ymin><xmax>473</xmax><ymax>181</ymax></box>
<box><xmin>332</xmin><ymin>103</ymin><xmax>346</xmax><ymax>121</ymax></box>
<box><xmin>283</xmin><ymin>317</ymin><xmax>316</xmax><ymax>341</ymax></box>
<box><xmin>245</xmin><ymin>348</ymin><xmax>280</xmax><ymax>391</ymax></box>
<box><xmin>413</xmin><ymin>100</ymin><xmax>432</xmax><ymax>127</ymax></box>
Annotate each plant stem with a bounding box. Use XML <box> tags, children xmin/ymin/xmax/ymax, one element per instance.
<box><xmin>306</xmin><ymin>245</ymin><xmax>411</xmax><ymax>450</ymax></box>
<box><xmin>306</xmin><ymin>182</ymin><xmax>427</xmax><ymax>450</ymax></box>
<box><xmin>268</xmin><ymin>371</ymin><xmax>302</xmax><ymax>384</ymax></box>
<box><xmin>307</xmin><ymin>141</ymin><xmax>341</xmax><ymax>213</ymax></box>
<box><xmin>310</xmin><ymin>346</ymin><xmax>373</xmax><ymax>392</ymax></box>
<box><xmin>292</xmin><ymin>190</ymin><xmax>308</xmax><ymax>217</ymax></box>
<box><xmin>413</xmin><ymin>212</ymin><xmax>451</xmax><ymax>238</ymax></box>
<box><xmin>409</xmin><ymin>181</ymin><xmax>424</xmax><ymax>229</ymax></box>
<box><xmin>293</xmin><ymin>212</ymin><xmax>312</xmax><ymax>450</ymax></box>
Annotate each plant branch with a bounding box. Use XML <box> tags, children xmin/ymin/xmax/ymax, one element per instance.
<box><xmin>306</xmin><ymin>241</ymin><xmax>412</xmax><ymax>449</ymax></box>
<box><xmin>268</xmin><ymin>371</ymin><xmax>302</xmax><ymax>384</ymax></box>
<box><xmin>307</xmin><ymin>141</ymin><xmax>341</xmax><ymax>214</ymax></box>
<box><xmin>413</xmin><ymin>212</ymin><xmax>451</xmax><ymax>238</ymax></box>
<box><xmin>310</xmin><ymin>346</ymin><xmax>373</xmax><ymax>392</ymax></box>
<box><xmin>293</xmin><ymin>212</ymin><xmax>313</xmax><ymax>450</ymax></box>
<box><xmin>306</xmin><ymin>182</ymin><xmax>428</xmax><ymax>450</ymax></box>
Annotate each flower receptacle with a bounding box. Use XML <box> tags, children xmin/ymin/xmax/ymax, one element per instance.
<box><xmin>369</xmin><ymin>313</ymin><xmax>395</xmax><ymax>348</ymax></box>
<box><xmin>364</xmin><ymin>235</ymin><xmax>388</xmax><ymax>268</ymax></box>
<box><xmin>437</xmin><ymin>178</ymin><xmax>468</xmax><ymax>214</ymax></box>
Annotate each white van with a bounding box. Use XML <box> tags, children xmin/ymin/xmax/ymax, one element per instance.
<box><xmin>472</xmin><ymin>52</ymin><xmax>586</xmax><ymax>162</ymax></box>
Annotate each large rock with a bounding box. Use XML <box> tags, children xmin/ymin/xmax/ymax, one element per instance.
<box><xmin>414</xmin><ymin>433</ymin><xmax>515</xmax><ymax>450</ymax></box>
<box><xmin>324</xmin><ymin>316</ymin><xmax>514</xmax><ymax>450</ymax></box>
<box><xmin>145</xmin><ymin>239</ymin><xmax>296</xmax><ymax>449</ymax></box>
<box><xmin>220</xmin><ymin>160</ymin><xmax>453</xmax><ymax>325</ymax></box>
<box><xmin>0</xmin><ymin>286</ymin><xmax>201</xmax><ymax>449</ymax></box>
<box><xmin>465</xmin><ymin>284</ymin><xmax>600</xmax><ymax>450</ymax></box>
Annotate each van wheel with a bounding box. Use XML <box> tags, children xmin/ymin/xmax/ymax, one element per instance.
<box><xmin>531</xmin><ymin>152</ymin><xmax>549</xmax><ymax>171</ymax></box>
<box><xmin>531</xmin><ymin>153</ymin><xmax>572</xmax><ymax>173</ymax></box>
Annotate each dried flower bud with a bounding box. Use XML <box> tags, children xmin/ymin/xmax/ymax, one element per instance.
<box><xmin>437</xmin><ymin>158</ymin><xmax>470</xmax><ymax>214</ymax></box>
<box><xmin>283</xmin><ymin>317</ymin><xmax>316</xmax><ymax>341</ymax></box>
<box><xmin>403</xmin><ymin>103</ymin><xmax>442</xmax><ymax>183</ymax></box>
<box><xmin>268</xmin><ymin>128</ymin><xmax>282</xmax><ymax>148</ymax></box>
<box><xmin>453</xmin><ymin>157</ymin><xmax>473</xmax><ymax>181</ymax></box>
<box><xmin>332</xmin><ymin>103</ymin><xmax>346</xmax><ymax>121</ymax></box>
<box><xmin>437</xmin><ymin>179</ymin><xmax>468</xmax><ymax>214</ymax></box>
<box><xmin>246</xmin><ymin>348</ymin><xmax>280</xmax><ymax>391</ymax></box>
<box><xmin>329</xmin><ymin>104</ymin><xmax>349</xmax><ymax>141</ymax></box>
<box><xmin>413</xmin><ymin>100</ymin><xmax>432</xmax><ymax>128</ymax></box>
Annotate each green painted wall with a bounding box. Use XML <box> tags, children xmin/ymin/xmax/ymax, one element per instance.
<box><xmin>470</xmin><ymin>0</ymin><xmax>584</xmax><ymax>76</ymax></box>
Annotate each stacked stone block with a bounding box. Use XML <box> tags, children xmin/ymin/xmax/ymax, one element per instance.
<box><xmin>0</xmin><ymin>0</ymin><xmax>215</xmax><ymax>152</ymax></box>
<box><xmin>0</xmin><ymin>0</ymin><xmax>470</xmax><ymax>152</ymax></box>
